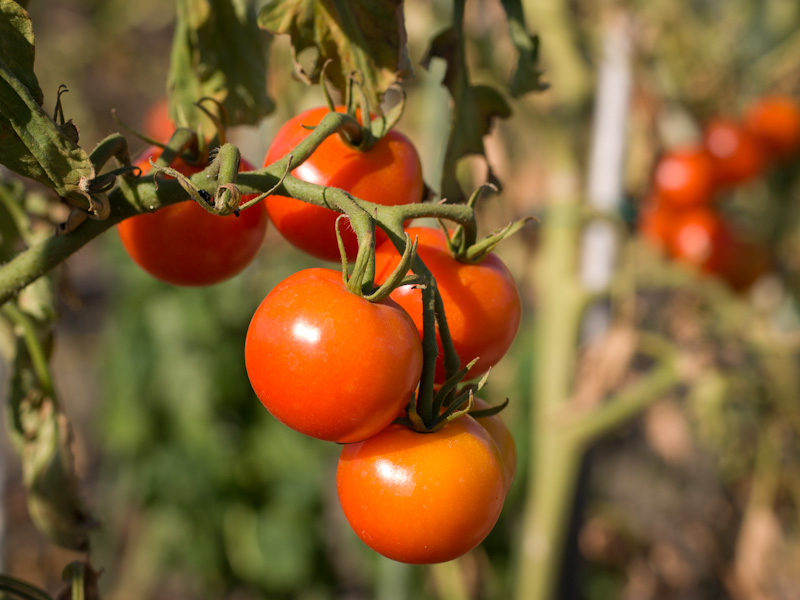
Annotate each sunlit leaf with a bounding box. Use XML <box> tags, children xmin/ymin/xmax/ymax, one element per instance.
<box><xmin>258</xmin><ymin>0</ymin><xmax>412</xmax><ymax>110</ymax></box>
<box><xmin>0</xmin><ymin>1</ymin><xmax>95</xmax><ymax>205</ymax></box>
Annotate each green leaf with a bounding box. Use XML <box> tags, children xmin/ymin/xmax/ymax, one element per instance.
<box><xmin>168</xmin><ymin>0</ymin><xmax>274</xmax><ymax>129</ymax></box>
<box><xmin>0</xmin><ymin>1</ymin><xmax>95</xmax><ymax>206</ymax></box>
<box><xmin>422</xmin><ymin>26</ymin><xmax>511</xmax><ymax>204</ymax></box>
<box><xmin>501</xmin><ymin>0</ymin><xmax>548</xmax><ymax>97</ymax></box>
<box><xmin>0</xmin><ymin>0</ymin><xmax>41</xmax><ymax>104</ymax></box>
<box><xmin>258</xmin><ymin>0</ymin><xmax>412</xmax><ymax>110</ymax></box>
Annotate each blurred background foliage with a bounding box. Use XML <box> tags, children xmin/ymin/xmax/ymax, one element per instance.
<box><xmin>3</xmin><ymin>0</ymin><xmax>800</xmax><ymax>599</ymax></box>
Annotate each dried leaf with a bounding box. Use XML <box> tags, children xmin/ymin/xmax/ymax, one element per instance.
<box><xmin>258</xmin><ymin>0</ymin><xmax>412</xmax><ymax>110</ymax></box>
<box><xmin>422</xmin><ymin>26</ymin><xmax>511</xmax><ymax>204</ymax></box>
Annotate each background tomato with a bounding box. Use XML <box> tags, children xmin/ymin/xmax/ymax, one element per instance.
<box><xmin>336</xmin><ymin>416</ymin><xmax>505</xmax><ymax>564</ymax></box>
<box><xmin>244</xmin><ymin>268</ymin><xmax>423</xmax><ymax>443</ymax></box>
<box><xmin>263</xmin><ymin>106</ymin><xmax>424</xmax><ymax>262</ymax></box>
<box><xmin>117</xmin><ymin>146</ymin><xmax>268</xmax><ymax>286</ymax></box>
<box><xmin>703</xmin><ymin>118</ymin><xmax>765</xmax><ymax>186</ymax></box>
<box><xmin>743</xmin><ymin>95</ymin><xmax>800</xmax><ymax>160</ymax></box>
<box><xmin>653</xmin><ymin>146</ymin><xmax>717</xmax><ymax>208</ymax></box>
<box><xmin>374</xmin><ymin>227</ymin><xmax>522</xmax><ymax>383</ymax></box>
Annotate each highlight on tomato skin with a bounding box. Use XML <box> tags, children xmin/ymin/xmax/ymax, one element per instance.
<box><xmin>743</xmin><ymin>95</ymin><xmax>800</xmax><ymax>160</ymax></box>
<box><xmin>336</xmin><ymin>416</ymin><xmax>506</xmax><ymax>564</ymax></box>
<box><xmin>244</xmin><ymin>268</ymin><xmax>423</xmax><ymax>444</ymax></box>
<box><xmin>373</xmin><ymin>226</ymin><xmax>522</xmax><ymax>383</ymax></box>
<box><xmin>262</xmin><ymin>106</ymin><xmax>424</xmax><ymax>262</ymax></box>
<box><xmin>116</xmin><ymin>146</ymin><xmax>268</xmax><ymax>287</ymax></box>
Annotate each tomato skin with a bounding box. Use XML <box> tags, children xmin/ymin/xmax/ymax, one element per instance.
<box><xmin>244</xmin><ymin>268</ymin><xmax>423</xmax><ymax>443</ymax></box>
<box><xmin>263</xmin><ymin>106</ymin><xmax>424</xmax><ymax>262</ymax></box>
<box><xmin>336</xmin><ymin>416</ymin><xmax>505</xmax><ymax>564</ymax></box>
<box><xmin>117</xmin><ymin>146</ymin><xmax>268</xmax><ymax>286</ymax></box>
<box><xmin>743</xmin><ymin>95</ymin><xmax>800</xmax><ymax>159</ymax></box>
<box><xmin>653</xmin><ymin>146</ymin><xmax>717</xmax><ymax>208</ymax></box>
<box><xmin>472</xmin><ymin>398</ymin><xmax>517</xmax><ymax>493</ymax></box>
<box><xmin>703</xmin><ymin>118</ymin><xmax>766</xmax><ymax>187</ymax></box>
<box><xmin>373</xmin><ymin>227</ymin><xmax>522</xmax><ymax>383</ymax></box>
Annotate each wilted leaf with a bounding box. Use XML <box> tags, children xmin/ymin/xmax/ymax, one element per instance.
<box><xmin>168</xmin><ymin>0</ymin><xmax>274</xmax><ymax>129</ymax></box>
<box><xmin>500</xmin><ymin>0</ymin><xmax>548</xmax><ymax>97</ymax></box>
<box><xmin>423</xmin><ymin>27</ymin><xmax>511</xmax><ymax>203</ymax></box>
<box><xmin>2</xmin><ymin>283</ymin><xmax>97</xmax><ymax>551</ymax></box>
<box><xmin>258</xmin><ymin>0</ymin><xmax>412</xmax><ymax>110</ymax></box>
<box><xmin>0</xmin><ymin>1</ymin><xmax>95</xmax><ymax>206</ymax></box>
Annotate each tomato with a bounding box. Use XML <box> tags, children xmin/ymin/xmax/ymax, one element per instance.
<box><xmin>336</xmin><ymin>416</ymin><xmax>505</xmax><ymax>564</ymax></box>
<box><xmin>743</xmin><ymin>95</ymin><xmax>800</xmax><ymax>160</ymax></box>
<box><xmin>373</xmin><ymin>227</ymin><xmax>522</xmax><ymax>383</ymax></box>
<box><xmin>117</xmin><ymin>146</ymin><xmax>268</xmax><ymax>286</ymax></box>
<box><xmin>703</xmin><ymin>118</ymin><xmax>765</xmax><ymax>187</ymax></box>
<box><xmin>244</xmin><ymin>268</ymin><xmax>423</xmax><ymax>443</ymax></box>
<box><xmin>142</xmin><ymin>98</ymin><xmax>174</xmax><ymax>142</ymax></box>
<box><xmin>663</xmin><ymin>208</ymin><xmax>769</xmax><ymax>291</ymax></box>
<box><xmin>472</xmin><ymin>398</ymin><xmax>517</xmax><ymax>493</ymax></box>
<box><xmin>653</xmin><ymin>146</ymin><xmax>717</xmax><ymax>208</ymax></box>
<box><xmin>638</xmin><ymin>195</ymin><xmax>675</xmax><ymax>252</ymax></box>
<box><xmin>263</xmin><ymin>106</ymin><xmax>424</xmax><ymax>262</ymax></box>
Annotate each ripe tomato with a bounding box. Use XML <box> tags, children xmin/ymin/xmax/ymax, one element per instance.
<box><xmin>142</xmin><ymin>98</ymin><xmax>174</xmax><ymax>142</ymax></box>
<box><xmin>703</xmin><ymin>118</ymin><xmax>765</xmax><ymax>186</ymax></box>
<box><xmin>638</xmin><ymin>195</ymin><xmax>675</xmax><ymax>252</ymax></box>
<box><xmin>373</xmin><ymin>227</ymin><xmax>522</xmax><ymax>383</ymax></box>
<box><xmin>117</xmin><ymin>146</ymin><xmax>268</xmax><ymax>286</ymax></box>
<box><xmin>336</xmin><ymin>415</ymin><xmax>505</xmax><ymax>564</ymax></box>
<box><xmin>743</xmin><ymin>95</ymin><xmax>800</xmax><ymax>160</ymax></box>
<box><xmin>653</xmin><ymin>146</ymin><xmax>717</xmax><ymax>208</ymax></box>
<box><xmin>263</xmin><ymin>106</ymin><xmax>424</xmax><ymax>262</ymax></box>
<box><xmin>663</xmin><ymin>208</ymin><xmax>769</xmax><ymax>291</ymax></box>
<box><xmin>472</xmin><ymin>398</ymin><xmax>517</xmax><ymax>493</ymax></box>
<box><xmin>244</xmin><ymin>268</ymin><xmax>423</xmax><ymax>443</ymax></box>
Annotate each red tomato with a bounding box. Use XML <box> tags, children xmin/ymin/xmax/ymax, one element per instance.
<box><xmin>703</xmin><ymin>118</ymin><xmax>765</xmax><ymax>186</ymax></box>
<box><xmin>653</xmin><ymin>146</ymin><xmax>717</xmax><ymax>208</ymax></box>
<box><xmin>743</xmin><ymin>95</ymin><xmax>800</xmax><ymax>160</ymax></box>
<box><xmin>244</xmin><ymin>268</ymin><xmax>423</xmax><ymax>443</ymax></box>
<box><xmin>472</xmin><ymin>398</ymin><xmax>517</xmax><ymax>493</ymax></box>
<box><xmin>142</xmin><ymin>99</ymin><xmax>174</xmax><ymax>142</ymax></box>
<box><xmin>336</xmin><ymin>416</ymin><xmax>505</xmax><ymax>564</ymax></box>
<box><xmin>373</xmin><ymin>227</ymin><xmax>522</xmax><ymax>383</ymax></box>
<box><xmin>664</xmin><ymin>208</ymin><xmax>769</xmax><ymax>291</ymax></box>
<box><xmin>263</xmin><ymin>106</ymin><xmax>424</xmax><ymax>262</ymax></box>
<box><xmin>117</xmin><ymin>146</ymin><xmax>268</xmax><ymax>286</ymax></box>
<box><xmin>638</xmin><ymin>195</ymin><xmax>675</xmax><ymax>252</ymax></box>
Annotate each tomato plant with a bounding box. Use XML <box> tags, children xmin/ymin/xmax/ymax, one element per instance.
<box><xmin>373</xmin><ymin>227</ymin><xmax>522</xmax><ymax>383</ymax></box>
<box><xmin>743</xmin><ymin>95</ymin><xmax>800</xmax><ymax>160</ymax></box>
<box><xmin>703</xmin><ymin>118</ymin><xmax>766</xmax><ymax>187</ymax></box>
<box><xmin>652</xmin><ymin>146</ymin><xmax>717</xmax><ymax>208</ymax></box>
<box><xmin>336</xmin><ymin>415</ymin><xmax>505</xmax><ymax>564</ymax></box>
<box><xmin>263</xmin><ymin>106</ymin><xmax>424</xmax><ymax>262</ymax></box>
<box><xmin>244</xmin><ymin>268</ymin><xmax>423</xmax><ymax>443</ymax></box>
<box><xmin>116</xmin><ymin>146</ymin><xmax>268</xmax><ymax>286</ymax></box>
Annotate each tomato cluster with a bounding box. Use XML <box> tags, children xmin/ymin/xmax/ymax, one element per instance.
<box><xmin>638</xmin><ymin>94</ymin><xmax>800</xmax><ymax>290</ymax></box>
<box><xmin>244</xmin><ymin>236</ymin><xmax>520</xmax><ymax>563</ymax></box>
<box><xmin>116</xmin><ymin>104</ymin><xmax>520</xmax><ymax>563</ymax></box>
